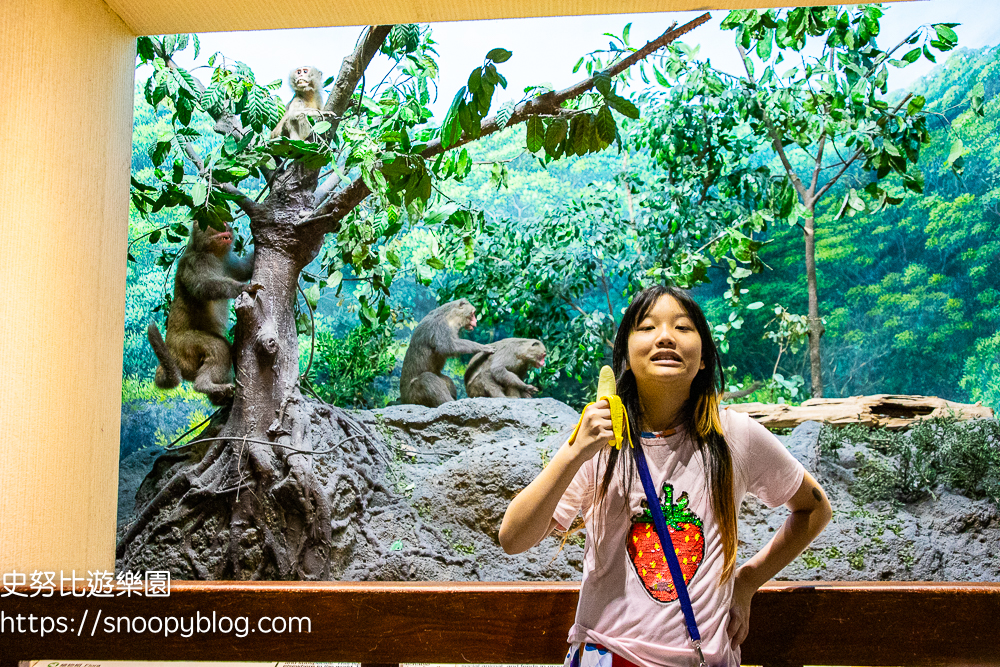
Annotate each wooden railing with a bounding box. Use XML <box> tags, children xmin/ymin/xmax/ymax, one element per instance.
<box><xmin>2</xmin><ymin>581</ymin><xmax>999</xmax><ymax>666</ymax></box>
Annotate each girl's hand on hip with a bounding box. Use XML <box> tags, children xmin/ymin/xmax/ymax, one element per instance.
<box><xmin>726</xmin><ymin>565</ymin><xmax>757</xmax><ymax>650</ymax></box>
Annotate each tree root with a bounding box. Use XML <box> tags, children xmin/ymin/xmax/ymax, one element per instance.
<box><xmin>117</xmin><ymin>396</ymin><xmax>476</xmax><ymax>581</ymax></box>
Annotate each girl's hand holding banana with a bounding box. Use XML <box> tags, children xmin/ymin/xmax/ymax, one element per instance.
<box><xmin>567</xmin><ymin>366</ymin><xmax>634</xmax><ymax>462</ymax></box>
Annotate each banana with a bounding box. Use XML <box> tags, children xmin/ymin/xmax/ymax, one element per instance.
<box><xmin>568</xmin><ymin>365</ymin><xmax>633</xmax><ymax>450</ymax></box>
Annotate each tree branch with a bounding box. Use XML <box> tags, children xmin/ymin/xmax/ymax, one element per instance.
<box><xmin>154</xmin><ymin>43</ymin><xmax>250</xmax><ymax>144</ymax></box>
<box><xmin>178</xmin><ymin>139</ymin><xmax>260</xmax><ymax>217</ymax></box>
<box><xmin>814</xmin><ymin>93</ymin><xmax>913</xmax><ymax>203</ymax></box>
<box><xmin>309</xmin><ymin>14</ymin><xmax>711</xmax><ymax>231</ymax></box>
<box><xmin>323</xmin><ymin>25</ymin><xmax>393</xmax><ymax>134</ymax></box>
<box><xmin>809</xmin><ymin>129</ymin><xmax>827</xmax><ymax>198</ymax></box>
<box><xmin>737</xmin><ymin>44</ymin><xmax>809</xmax><ymax>203</ymax></box>
<box><xmin>312</xmin><ymin>25</ymin><xmax>393</xmax><ymax>207</ymax></box>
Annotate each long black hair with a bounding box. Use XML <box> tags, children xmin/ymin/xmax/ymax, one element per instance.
<box><xmin>595</xmin><ymin>285</ymin><xmax>738</xmax><ymax>583</ymax></box>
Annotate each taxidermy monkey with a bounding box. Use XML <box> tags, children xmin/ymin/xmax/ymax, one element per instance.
<box><xmin>147</xmin><ymin>221</ymin><xmax>254</xmax><ymax>405</ymax></box>
<box><xmin>270</xmin><ymin>66</ymin><xmax>325</xmax><ymax>141</ymax></box>
<box><xmin>465</xmin><ymin>338</ymin><xmax>547</xmax><ymax>399</ymax></box>
<box><xmin>399</xmin><ymin>299</ymin><xmax>494</xmax><ymax>408</ymax></box>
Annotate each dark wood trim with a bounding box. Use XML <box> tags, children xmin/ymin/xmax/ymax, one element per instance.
<box><xmin>1</xmin><ymin>581</ymin><xmax>998</xmax><ymax>665</ymax></box>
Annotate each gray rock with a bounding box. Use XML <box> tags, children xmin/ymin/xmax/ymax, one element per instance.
<box><xmin>118</xmin><ymin>397</ymin><xmax>1000</xmax><ymax>583</ymax></box>
<box><xmin>357</xmin><ymin>397</ymin><xmax>579</xmax><ymax>464</ymax></box>
<box><xmin>784</xmin><ymin>420</ymin><xmax>821</xmax><ymax>470</ymax></box>
<box><xmin>116</xmin><ymin>444</ymin><xmax>165</xmax><ymax>530</ymax></box>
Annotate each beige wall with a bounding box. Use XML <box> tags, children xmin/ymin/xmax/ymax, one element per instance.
<box><xmin>0</xmin><ymin>0</ymin><xmax>135</xmax><ymax>572</ymax></box>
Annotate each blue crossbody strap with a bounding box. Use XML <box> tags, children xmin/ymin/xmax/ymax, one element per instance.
<box><xmin>633</xmin><ymin>440</ymin><xmax>708</xmax><ymax>667</ymax></box>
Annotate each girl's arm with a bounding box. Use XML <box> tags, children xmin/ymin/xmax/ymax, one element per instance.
<box><xmin>499</xmin><ymin>401</ymin><xmax>614</xmax><ymax>555</ymax></box>
<box><xmin>726</xmin><ymin>471</ymin><xmax>832</xmax><ymax>648</ymax></box>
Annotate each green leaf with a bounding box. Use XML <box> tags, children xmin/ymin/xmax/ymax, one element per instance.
<box><xmin>304</xmin><ymin>284</ymin><xmax>321</xmax><ymax>310</ymax></box>
<box><xmin>496</xmin><ymin>100</ymin><xmax>515</xmax><ymax>131</ymax></box>
<box><xmin>573</xmin><ymin>57</ymin><xmax>585</xmax><ymax>74</ymax></box>
<box><xmin>486</xmin><ymin>48</ymin><xmax>512</xmax><ymax>63</ymax></box>
<box><xmin>441</xmin><ymin>86</ymin><xmax>467</xmax><ymax>149</ymax></box>
<box><xmin>906</xmin><ymin>95</ymin><xmax>925</xmax><ymax>115</ymax></box>
<box><xmin>467</xmin><ymin>67</ymin><xmax>482</xmax><ymax>94</ymax></box>
<box><xmin>191</xmin><ymin>181</ymin><xmax>208</xmax><ymax>207</ymax></box>
<box><xmin>199</xmin><ymin>84</ymin><xmax>226</xmax><ymax>118</ymax></box>
<box><xmin>848</xmin><ymin>188</ymin><xmax>866</xmax><ymax>212</ymax></box>
<box><xmin>458</xmin><ymin>101</ymin><xmax>476</xmax><ymax>137</ymax></box>
<box><xmin>457</xmin><ymin>148</ymin><xmax>471</xmax><ymax>177</ymax></box>
<box><xmin>970</xmin><ymin>81</ymin><xmax>985</xmax><ymax>116</ymax></box>
<box><xmin>922</xmin><ymin>45</ymin><xmax>936</xmax><ymax>63</ymax></box>
<box><xmin>720</xmin><ymin>9</ymin><xmax>748</xmax><ymax>30</ymax></box>
<box><xmin>596</xmin><ymin>105</ymin><xmax>616</xmax><ymax>143</ymax></box>
<box><xmin>606</xmin><ymin>94</ymin><xmax>639</xmax><ymax>119</ymax></box>
<box><xmin>526</xmin><ymin>116</ymin><xmax>545</xmax><ymax>152</ymax></box>
<box><xmin>312</xmin><ymin>120</ymin><xmax>332</xmax><ymax>135</ymax></box>
<box><xmin>544</xmin><ymin>118</ymin><xmax>568</xmax><ymax>153</ymax></box>
<box><xmin>326</xmin><ymin>270</ymin><xmax>343</xmax><ymax>290</ymax></box>
<box><xmin>149</xmin><ymin>140</ymin><xmax>172</xmax><ymax>167</ymax></box>
<box><xmin>933</xmin><ymin>24</ymin><xmax>958</xmax><ymax>45</ymax></box>
<box><xmin>756</xmin><ymin>30</ymin><xmax>773</xmax><ymax>60</ymax></box>
<box><xmin>747</xmin><ymin>302</ymin><xmax>764</xmax><ymax>310</ymax></box>
<box><xmin>946</xmin><ymin>136</ymin><xmax>965</xmax><ymax>168</ymax></box>
<box><xmin>426</xmin><ymin>256</ymin><xmax>446</xmax><ymax>270</ymax></box>
<box><xmin>593</xmin><ymin>71</ymin><xmax>612</xmax><ymax>97</ymax></box>
<box><xmin>901</xmin><ymin>47</ymin><xmax>921</xmax><ymax>64</ymax></box>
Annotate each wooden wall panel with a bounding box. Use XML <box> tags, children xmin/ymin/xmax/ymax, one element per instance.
<box><xmin>0</xmin><ymin>0</ymin><xmax>135</xmax><ymax>572</ymax></box>
<box><xmin>104</xmin><ymin>0</ymin><xmax>893</xmax><ymax>37</ymax></box>
<box><xmin>1</xmin><ymin>581</ymin><xmax>999</xmax><ymax>666</ymax></box>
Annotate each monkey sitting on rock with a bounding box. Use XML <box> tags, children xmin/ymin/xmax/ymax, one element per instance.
<box><xmin>400</xmin><ymin>299</ymin><xmax>494</xmax><ymax>408</ymax></box>
<box><xmin>147</xmin><ymin>221</ymin><xmax>254</xmax><ymax>405</ymax></box>
<box><xmin>465</xmin><ymin>338</ymin><xmax>546</xmax><ymax>399</ymax></box>
<box><xmin>271</xmin><ymin>66</ymin><xmax>325</xmax><ymax>141</ymax></box>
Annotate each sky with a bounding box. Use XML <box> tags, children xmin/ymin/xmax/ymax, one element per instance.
<box><xmin>165</xmin><ymin>0</ymin><xmax>1000</xmax><ymax>122</ymax></box>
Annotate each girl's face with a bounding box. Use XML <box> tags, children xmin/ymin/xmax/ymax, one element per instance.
<box><xmin>627</xmin><ymin>294</ymin><xmax>705</xmax><ymax>390</ymax></box>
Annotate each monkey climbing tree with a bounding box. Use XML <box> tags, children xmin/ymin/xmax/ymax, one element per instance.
<box><xmin>120</xmin><ymin>18</ymin><xmax>710</xmax><ymax>579</ymax></box>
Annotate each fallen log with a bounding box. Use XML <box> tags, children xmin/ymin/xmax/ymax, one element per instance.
<box><xmin>724</xmin><ymin>394</ymin><xmax>995</xmax><ymax>430</ymax></box>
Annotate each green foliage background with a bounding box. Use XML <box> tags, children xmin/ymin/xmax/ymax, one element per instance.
<box><xmin>123</xmin><ymin>24</ymin><xmax>1000</xmax><ymax>413</ymax></box>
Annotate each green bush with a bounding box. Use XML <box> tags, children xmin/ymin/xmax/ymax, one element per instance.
<box><xmin>121</xmin><ymin>373</ymin><xmax>208</xmax><ymax>406</ymax></box>
<box><xmin>961</xmin><ymin>332</ymin><xmax>1000</xmax><ymax>413</ymax></box>
<box><xmin>305</xmin><ymin>323</ymin><xmax>398</xmax><ymax>408</ymax></box>
<box><xmin>818</xmin><ymin>422</ymin><xmax>872</xmax><ymax>455</ymax></box>
<box><xmin>843</xmin><ymin>417</ymin><xmax>1000</xmax><ymax>505</ymax></box>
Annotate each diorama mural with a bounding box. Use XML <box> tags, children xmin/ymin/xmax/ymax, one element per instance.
<box><xmin>119</xmin><ymin>1</ymin><xmax>1000</xmax><ymax>585</ymax></box>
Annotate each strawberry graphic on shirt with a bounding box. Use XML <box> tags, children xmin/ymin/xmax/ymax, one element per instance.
<box><xmin>626</xmin><ymin>482</ymin><xmax>704</xmax><ymax>603</ymax></box>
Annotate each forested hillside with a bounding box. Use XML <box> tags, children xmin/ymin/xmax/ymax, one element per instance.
<box><xmin>124</xmin><ymin>32</ymin><xmax>1000</xmax><ymax>412</ymax></box>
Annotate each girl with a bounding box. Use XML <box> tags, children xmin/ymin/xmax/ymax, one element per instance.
<box><xmin>499</xmin><ymin>285</ymin><xmax>832</xmax><ymax>667</ymax></box>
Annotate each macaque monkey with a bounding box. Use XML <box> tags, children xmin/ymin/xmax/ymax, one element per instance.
<box><xmin>400</xmin><ymin>299</ymin><xmax>494</xmax><ymax>408</ymax></box>
<box><xmin>465</xmin><ymin>338</ymin><xmax>547</xmax><ymax>399</ymax></box>
<box><xmin>147</xmin><ymin>221</ymin><xmax>254</xmax><ymax>405</ymax></box>
<box><xmin>270</xmin><ymin>66</ymin><xmax>324</xmax><ymax>141</ymax></box>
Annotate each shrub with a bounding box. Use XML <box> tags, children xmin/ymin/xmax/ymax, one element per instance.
<box><xmin>306</xmin><ymin>323</ymin><xmax>398</xmax><ymax>408</ymax></box>
<box><xmin>845</xmin><ymin>417</ymin><xmax>1000</xmax><ymax>505</ymax></box>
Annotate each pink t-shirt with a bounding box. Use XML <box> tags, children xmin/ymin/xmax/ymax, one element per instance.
<box><xmin>553</xmin><ymin>408</ymin><xmax>806</xmax><ymax>667</ymax></box>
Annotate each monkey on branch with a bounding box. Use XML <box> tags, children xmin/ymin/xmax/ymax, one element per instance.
<box><xmin>271</xmin><ymin>66</ymin><xmax>325</xmax><ymax>141</ymax></box>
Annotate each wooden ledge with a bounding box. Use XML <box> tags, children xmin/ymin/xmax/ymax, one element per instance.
<box><xmin>2</xmin><ymin>581</ymin><xmax>999</xmax><ymax>665</ymax></box>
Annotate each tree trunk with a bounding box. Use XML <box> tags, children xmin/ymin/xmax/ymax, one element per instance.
<box><xmin>115</xmin><ymin>168</ymin><xmax>476</xmax><ymax>581</ymax></box>
<box><xmin>804</xmin><ymin>212</ymin><xmax>825</xmax><ymax>398</ymax></box>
